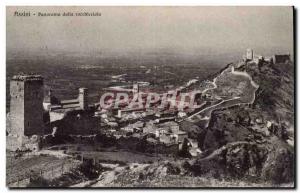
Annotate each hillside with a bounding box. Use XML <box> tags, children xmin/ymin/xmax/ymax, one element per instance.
<box><xmin>111</xmin><ymin>59</ymin><xmax>294</xmax><ymax>187</ymax></box>
<box><xmin>194</xmin><ymin>59</ymin><xmax>294</xmax><ymax>185</ymax></box>
<box><xmin>67</xmin><ymin>59</ymin><xmax>294</xmax><ymax>188</ymax></box>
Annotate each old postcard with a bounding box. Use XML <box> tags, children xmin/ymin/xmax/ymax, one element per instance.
<box><xmin>6</xmin><ymin>6</ymin><xmax>294</xmax><ymax>188</ymax></box>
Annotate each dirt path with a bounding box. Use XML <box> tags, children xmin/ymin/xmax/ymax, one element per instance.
<box><xmin>187</xmin><ymin>65</ymin><xmax>259</xmax><ymax>121</ymax></box>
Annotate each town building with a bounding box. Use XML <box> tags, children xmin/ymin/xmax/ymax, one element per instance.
<box><xmin>117</xmin><ymin>107</ymin><xmax>146</xmax><ymax>118</ymax></box>
<box><xmin>132</xmin><ymin>83</ymin><xmax>139</xmax><ymax>94</ymax></box>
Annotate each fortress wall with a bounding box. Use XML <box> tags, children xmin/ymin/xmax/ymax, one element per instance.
<box><xmin>51</xmin><ymin>110</ymin><xmax>102</xmax><ymax>135</ymax></box>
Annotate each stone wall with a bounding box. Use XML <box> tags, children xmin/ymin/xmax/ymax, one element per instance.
<box><xmin>24</xmin><ymin>80</ymin><xmax>44</xmax><ymax>136</ymax></box>
<box><xmin>51</xmin><ymin>109</ymin><xmax>101</xmax><ymax>135</ymax></box>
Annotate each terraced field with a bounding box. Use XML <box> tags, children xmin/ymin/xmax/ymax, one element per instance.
<box><xmin>6</xmin><ymin>152</ymin><xmax>80</xmax><ymax>187</ymax></box>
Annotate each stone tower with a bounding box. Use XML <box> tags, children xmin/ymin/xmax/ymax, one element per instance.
<box><xmin>8</xmin><ymin>75</ymin><xmax>44</xmax><ymax>150</ymax></box>
<box><xmin>246</xmin><ymin>48</ymin><xmax>254</xmax><ymax>60</ymax></box>
<box><xmin>79</xmin><ymin>88</ymin><xmax>88</xmax><ymax>110</ymax></box>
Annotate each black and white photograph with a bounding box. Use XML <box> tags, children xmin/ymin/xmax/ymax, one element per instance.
<box><xmin>5</xmin><ymin>6</ymin><xmax>295</xmax><ymax>188</ymax></box>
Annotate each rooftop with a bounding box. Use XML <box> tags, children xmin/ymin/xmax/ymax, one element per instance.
<box><xmin>61</xmin><ymin>99</ymin><xmax>79</xmax><ymax>104</ymax></box>
<box><xmin>61</xmin><ymin>103</ymin><xmax>80</xmax><ymax>109</ymax></box>
<box><xmin>12</xmin><ymin>74</ymin><xmax>43</xmax><ymax>81</ymax></box>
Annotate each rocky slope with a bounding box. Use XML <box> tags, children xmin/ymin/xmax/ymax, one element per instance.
<box><xmin>192</xmin><ymin>59</ymin><xmax>294</xmax><ymax>185</ymax></box>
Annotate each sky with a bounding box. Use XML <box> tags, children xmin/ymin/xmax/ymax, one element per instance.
<box><xmin>6</xmin><ymin>6</ymin><xmax>294</xmax><ymax>56</ymax></box>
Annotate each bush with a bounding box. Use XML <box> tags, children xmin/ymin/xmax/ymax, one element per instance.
<box><xmin>27</xmin><ymin>175</ymin><xmax>50</xmax><ymax>187</ymax></box>
<box><xmin>78</xmin><ymin>159</ymin><xmax>102</xmax><ymax>180</ymax></box>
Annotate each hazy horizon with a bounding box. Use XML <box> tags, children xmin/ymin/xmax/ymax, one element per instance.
<box><xmin>7</xmin><ymin>6</ymin><xmax>294</xmax><ymax>57</ymax></box>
